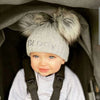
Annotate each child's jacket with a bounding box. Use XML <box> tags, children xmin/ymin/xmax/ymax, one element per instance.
<box><xmin>8</xmin><ymin>66</ymin><xmax>85</xmax><ymax>100</ymax></box>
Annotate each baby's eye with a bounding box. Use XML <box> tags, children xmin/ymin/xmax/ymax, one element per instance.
<box><xmin>33</xmin><ymin>55</ymin><xmax>39</xmax><ymax>58</ymax></box>
<box><xmin>49</xmin><ymin>56</ymin><xmax>55</xmax><ymax>59</ymax></box>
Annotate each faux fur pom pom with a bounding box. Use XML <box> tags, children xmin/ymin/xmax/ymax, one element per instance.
<box><xmin>53</xmin><ymin>8</ymin><xmax>81</xmax><ymax>43</ymax></box>
<box><xmin>20</xmin><ymin>13</ymin><xmax>51</xmax><ymax>37</ymax></box>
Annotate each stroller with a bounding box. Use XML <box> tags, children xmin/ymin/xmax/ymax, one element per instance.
<box><xmin>0</xmin><ymin>0</ymin><xmax>100</xmax><ymax>100</ymax></box>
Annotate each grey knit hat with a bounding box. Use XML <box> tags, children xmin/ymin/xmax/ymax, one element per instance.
<box><xmin>9</xmin><ymin>8</ymin><xmax>81</xmax><ymax>62</ymax></box>
<box><xmin>26</xmin><ymin>22</ymin><xmax>69</xmax><ymax>61</ymax></box>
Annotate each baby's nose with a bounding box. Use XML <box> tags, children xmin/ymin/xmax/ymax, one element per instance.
<box><xmin>39</xmin><ymin>58</ymin><xmax>47</xmax><ymax>66</ymax></box>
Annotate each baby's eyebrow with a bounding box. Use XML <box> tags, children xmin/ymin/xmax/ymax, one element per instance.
<box><xmin>49</xmin><ymin>55</ymin><xmax>55</xmax><ymax>57</ymax></box>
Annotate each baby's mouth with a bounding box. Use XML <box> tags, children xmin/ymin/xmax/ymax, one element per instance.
<box><xmin>39</xmin><ymin>68</ymin><xmax>49</xmax><ymax>73</ymax></box>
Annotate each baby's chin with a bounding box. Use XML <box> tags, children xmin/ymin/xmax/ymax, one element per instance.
<box><xmin>38</xmin><ymin>72</ymin><xmax>54</xmax><ymax>77</ymax></box>
<box><xmin>39</xmin><ymin>73</ymin><xmax>51</xmax><ymax>77</ymax></box>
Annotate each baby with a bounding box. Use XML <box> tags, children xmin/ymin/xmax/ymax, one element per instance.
<box><xmin>8</xmin><ymin>8</ymin><xmax>85</xmax><ymax>100</ymax></box>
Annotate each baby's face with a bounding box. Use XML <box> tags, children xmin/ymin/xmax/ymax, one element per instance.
<box><xmin>30</xmin><ymin>52</ymin><xmax>65</xmax><ymax>76</ymax></box>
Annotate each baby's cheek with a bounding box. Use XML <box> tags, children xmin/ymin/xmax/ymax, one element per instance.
<box><xmin>31</xmin><ymin>65</ymin><xmax>39</xmax><ymax>73</ymax></box>
<box><xmin>31</xmin><ymin>65</ymin><xmax>35</xmax><ymax>70</ymax></box>
<box><xmin>31</xmin><ymin>63</ymin><xmax>36</xmax><ymax>69</ymax></box>
<box><xmin>54</xmin><ymin>64</ymin><xmax>61</xmax><ymax>72</ymax></box>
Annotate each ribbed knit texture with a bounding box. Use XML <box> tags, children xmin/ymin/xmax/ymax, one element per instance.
<box><xmin>26</xmin><ymin>23</ymin><xmax>69</xmax><ymax>61</ymax></box>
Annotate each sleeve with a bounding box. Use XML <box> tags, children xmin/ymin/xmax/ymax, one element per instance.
<box><xmin>67</xmin><ymin>74</ymin><xmax>86</xmax><ymax>100</ymax></box>
<box><xmin>8</xmin><ymin>69</ymin><xmax>27</xmax><ymax>100</ymax></box>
